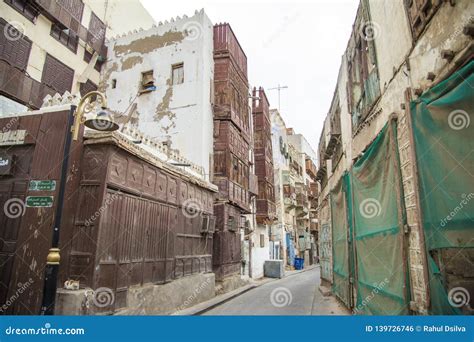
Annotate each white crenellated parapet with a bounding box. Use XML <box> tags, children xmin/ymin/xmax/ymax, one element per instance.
<box><xmin>41</xmin><ymin>91</ymin><xmax>81</xmax><ymax>108</ymax></box>
<box><xmin>118</xmin><ymin>124</ymin><xmax>203</xmax><ymax>176</ymax></box>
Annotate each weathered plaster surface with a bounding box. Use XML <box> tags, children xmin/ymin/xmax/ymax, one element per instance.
<box><xmin>103</xmin><ymin>10</ymin><xmax>214</xmax><ymax>181</ymax></box>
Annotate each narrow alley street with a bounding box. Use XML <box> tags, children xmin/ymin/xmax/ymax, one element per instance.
<box><xmin>203</xmin><ymin>267</ymin><xmax>349</xmax><ymax>315</ymax></box>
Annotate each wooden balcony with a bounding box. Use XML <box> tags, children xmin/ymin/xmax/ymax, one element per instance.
<box><xmin>213</xmin><ymin>177</ymin><xmax>250</xmax><ymax>213</ymax></box>
<box><xmin>324</xmin><ymin>110</ymin><xmax>342</xmax><ymax>159</ymax></box>
<box><xmin>308</xmin><ymin>182</ymin><xmax>319</xmax><ymax>199</ymax></box>
<box><xmin>295</xmin><ymin>193</ymin><xmax>307</xmax><ymax>208</ymax></box>
<box><xmin>305</xmin><ymin>159</ymin><xmax>317</xmax><ymax>179</ymax></box>
<box><xmin>256</xmin><ymin>199</ymin><xmax>276</xmax><ymax>224</ymax></box>
<box><xmin>316</xmin><ymin>164</ymin><xmax>327</xmax><ymax>183</ymax></box>
<box><xmin>0</xmin><ymin>60</ymin><xmax>56</xmax><ymax>109</ymax></box>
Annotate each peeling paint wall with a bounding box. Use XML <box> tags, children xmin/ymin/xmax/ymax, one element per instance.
<box><xmin>103</xmin><ymin>10</ymin><xmax>214</xmax><ymax>181</ymax></box>
<box><xmin>317</xmin><ymin>0</ymin><xmax>474</xmax><ymax>314</ymax></box>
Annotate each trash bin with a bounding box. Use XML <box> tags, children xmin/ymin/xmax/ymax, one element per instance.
<box><xmin>294</xmin><ymin>257</ymin><xmax>304</xmax><ymax>270</ymax></box>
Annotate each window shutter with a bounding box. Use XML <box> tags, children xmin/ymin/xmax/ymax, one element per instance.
<box><xmin>42</xmin><ymin>54</ymin><xmax>74</xmax><ymax>94</ymax></box>
<box><xmin>0</xmin><ymin>19</ymin><xmax>32</xmax><ymax>70</ymax></box>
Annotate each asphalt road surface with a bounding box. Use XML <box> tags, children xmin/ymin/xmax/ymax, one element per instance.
<box><xmin>203</xmin><ymin>266</ymin><xmax>350</xmax><ymax>315</ymax></box>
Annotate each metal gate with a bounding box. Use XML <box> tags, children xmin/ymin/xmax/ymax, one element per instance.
<box><xmin>319</xmin><ymin>215</ymin><xmax>332</xmax><ymax>283</ymax></box>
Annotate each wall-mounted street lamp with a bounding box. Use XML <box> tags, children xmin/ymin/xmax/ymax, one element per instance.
<box><xmin>40</xmin><ymin>91</ymin><xmax>118</xmax><ymax>315</ymax></box>
<box><xmin>72</xmin><ymin>91</ymin><xmax>119</xmax><ymax>141</ymax></box>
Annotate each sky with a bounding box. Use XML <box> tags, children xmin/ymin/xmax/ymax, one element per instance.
<box><xmin>141</xmin><ymin>0</ymin><xmax>359</xmax><ymax>151</ymax></box>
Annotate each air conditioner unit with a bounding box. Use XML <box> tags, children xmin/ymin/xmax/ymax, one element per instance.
<box><xmin>244</xmin><ymin>219</ymin><xmax>254</xmax><ymax>234</ymax></box>
<box><xmin>228</xmin><ymin>217</ymin><xmax>238</xmax><ymax>232</ymax></box>
<box><xmin>201</xmin><ymin>215</ymin><xmax>216</xmax><ymax>234</ymax></box>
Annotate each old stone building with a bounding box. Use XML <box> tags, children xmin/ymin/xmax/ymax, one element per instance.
<box><xmin>271</xmin><ymin>109</ymin><xmax>318</xmax><ymax>269</ymax></box>
<box><xmin>316</xmin><ymin>0</ymin><xmax>473</xmax><ymax>315</ymax></box>
<box><xmin>94</xmin><ymin>12</ymin><xmax>258</xmax><ymax>290</ymax></box>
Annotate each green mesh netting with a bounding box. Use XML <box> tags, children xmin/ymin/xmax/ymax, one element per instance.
<box><xmin>349</xmin><ymin>121</ymin><xmax>409</xmax><ymax>315</ymax></box>
<box><xmin>331</xmin><ymin>177</ymin><xmax>351</xmax><ymax>308</ymax></box>
<box><xmin>410</xmin><ymin>60</ymin><xmax>474</xmax><ymax>315</ymax></box>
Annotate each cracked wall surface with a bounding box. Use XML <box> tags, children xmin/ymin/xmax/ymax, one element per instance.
<box><xmin>102</xmin><ymin>10</ymin><xmax>215</xmax><ymax>181</ymax></box>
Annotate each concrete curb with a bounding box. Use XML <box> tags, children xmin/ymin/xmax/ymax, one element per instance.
<box><xmin>172</xmin><ymin>283</ymin><xmax>257</xmax><ymax>316</ymax></box>
<box><xmin>175</xmin><ymin>264</ymin><xmax>320</xmax><ymax>316</ymax></box>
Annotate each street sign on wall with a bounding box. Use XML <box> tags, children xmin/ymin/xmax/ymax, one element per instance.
<box><xmin>25</xmin><ymin>196</ymin><xmax>54</xmax><ymax>208</ymax></box>
<box><xmin>29</xmin><ymin>180</ymin><xmax>56</xmax><ymax>191</ymax></box>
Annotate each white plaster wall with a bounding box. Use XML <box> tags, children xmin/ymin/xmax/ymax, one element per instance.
<box><xmin>0</xmin><ymin>96</ymin><xmax>27</xmax><ymax>116</ymax></box>
<box><xmin>104</xmin><ymin>10</ymin><xmax>214</xmax><ymax>180</ymax></box>
<box><xmin>351</xmin><ymin>0</ymin><xmax>473</xmax><ymax>158</ymax></box>
<box><xmin>270</xmin><ymin>110</ymin><xmax>293</xmax><ymax>262</ymax></box>
<box><xmin>251</xmin><ymin>224</ymin><xmax>270</xmax><ymax>279</ymax></box>
<box><xmin>368</xmin><ymin>0</ymin><xmax>412</xmax><ymax>89</ymax></box>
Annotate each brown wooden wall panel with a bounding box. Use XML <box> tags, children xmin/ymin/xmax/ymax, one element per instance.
<box><xmin>213</xmin><ymin>230</ymin><xmax>241</xmax><ymax>281</ymax></box>
<box><xmin>0</xmin><ymin>109</ymin><xmax>82</xmax><ymax>314</ymax></box>
<box><xmin>70</xmin><ymin>144</ymin><xmax>215</xmax><ymax>312</ymax></box>
<box><xmin>213</xmin><ymin>23</ymin><xmax>248</xmax><ymax>78</ymax></box>
<box><xmin>214</xmin><ymin>120</ymin><xmax>249</xmax><ymax>164</ymax></box>
<box><xmin>213</xmin><ymin>177</ymin><xmax>250</xmax><ymax>213</ymax></box>
<box><xmin>0</xmin><ymin>60</ymin><xmax>56</xmax><ymax>109</ymax></box>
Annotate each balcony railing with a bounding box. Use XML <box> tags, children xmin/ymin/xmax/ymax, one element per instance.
<box><xmin>0</xmin><ymin>60</ymin><xmax>56</xmax><ymax>109</ymax></box>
